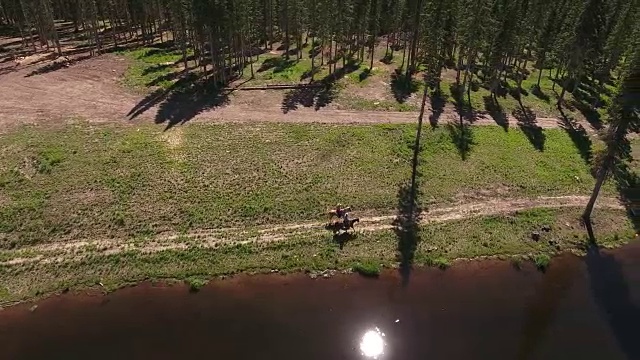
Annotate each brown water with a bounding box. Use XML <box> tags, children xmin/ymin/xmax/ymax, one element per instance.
<box><xmin>1</xmin><ymin>242</ymin><xmax>639</xmax><ymax>360</ymax></box>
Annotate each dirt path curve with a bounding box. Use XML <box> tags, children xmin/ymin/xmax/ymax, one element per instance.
<box><xmin>2</xmin><ymin>196</ymin><xmax>623</xmax><ymax>266</ymax></box>
<box><xmin>0</xmin><ymin>54</ymin><xmax>590</xmax><ymax>132</ymax></box>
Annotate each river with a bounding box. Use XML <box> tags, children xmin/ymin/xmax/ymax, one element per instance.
<box><xmin>1</xmin><ymin>241</ymin><xmax>639</xmax><ymax>360</ymax></box>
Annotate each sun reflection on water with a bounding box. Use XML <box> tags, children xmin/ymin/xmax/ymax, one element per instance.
<box><xmin>360</xmin><ymin>327</ymin><xmax>385</xmax><ymax>358</ymax></box>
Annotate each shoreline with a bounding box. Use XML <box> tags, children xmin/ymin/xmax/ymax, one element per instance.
<box><xmin>2</xmin><ymin>236</ymin><xmax>636</xmax><ymax>309</ymax></box>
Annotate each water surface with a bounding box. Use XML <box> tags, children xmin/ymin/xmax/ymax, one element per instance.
<box><xmin>1</xmin><ymin>242</ymin><xmax>639</xmax><ymax>360</ymax></box>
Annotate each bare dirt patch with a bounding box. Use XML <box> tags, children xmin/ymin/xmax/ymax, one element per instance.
<box><xmin>0</xmin><ymin>53</ymin><xmax>136</xmax><ymax>129</ymax></box>
<box><xmin>0</xmin><ymin>50</ymin><xmax>585</xmax><ymax>131</ymax></box>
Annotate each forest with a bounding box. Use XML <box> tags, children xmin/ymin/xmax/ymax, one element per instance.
<box><xmin>0</xmin><ymin>0</ymin><xmax>637</xmax><ymax>98</ymax></box>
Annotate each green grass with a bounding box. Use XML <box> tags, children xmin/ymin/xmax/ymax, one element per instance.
<box><xmin>0</xmin><ymin>122</ymin><xmax>623</xmax><ymax>249</ymax></box>
<box><xmin>119</xmin><ymin>47</ymin><xmax>190</xmax><ymax>90</ymax></box>
<box><xmin>533</xmin><ymin>253</ymin><xmax>551</xmax><ymax>271</ymax></box>
<box><xmin>186</xmin><ymin>277</ymin><xmax>208</xmax><ymax>292</ymax></box>
<box><xmin>0</xmin><ymin>122</ymin><xmax>637</xmax><ymax>303</ymax></box>
<box><xmin>352</xmin><ymin>260</ymin><xmax>381</xmax><ymax>277</ymax></box>
<box><xmin>0</xmin><ymin>205</ymin><xmax>633</xmax><ymax>304</ymax></box>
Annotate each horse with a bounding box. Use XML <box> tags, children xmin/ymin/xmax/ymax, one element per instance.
<box><xmin>327</xmin><ymin>206</ymin><xmax>352</xmax><ymax>220</ymax></box>
<box><xmin>343</xmin><ymin>218</ymin><xmax>360</xmax><ymax>231</ymax></box>
<box><xmin>326</xmin><ymin>218</ymin><xmax>360</xmax><ymax>233</ymax></box>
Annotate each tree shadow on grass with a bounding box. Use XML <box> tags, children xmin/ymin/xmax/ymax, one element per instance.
<box><xmin>613</xmin><ymin>161</ymin><xmax>640</xmax><ymax>233</ymax></box>
<box><xmin>513</xmin><ymin>101</ymin><xmax>545</xmax><ymax>151</ymax></box>
<box><xmin>585</xmin><ymin>239</ymin><xmax>640</xmax><ymax>360</ymax></box>
<box><xmin>390</xmin><ymin>68</ymin><xmax>419</xmax><ymax>103</ymax></box>
<box><xmin>300</xmin><ymin>67</ymin><xmax>320</xmax><ymax>81</ymax></box>
<box><xmin>531</xmin><ymin>85</ymin><xmax>551</xmax><ymax>103</ymax></box>
<box><xmin>394</xmin><ymin>87</ymin><xmax>427</xmax><ymax>286</ymax></box>
<box><xmin>570</xmin><ymin>98</ymin><xmax>603</xmax><ymax>130</ymax></box>
<box><xmin>557</xmin><ymin>108</ymin><xmax>593</xmax><ymax>165</ymax></box>
<box><xmin>446</xmin><ymin>84</ymin><xmax>476</xmax><ymax>160</ymax></box>
<box><xmin>483</xmin><ymin>95</ymin><xmax>509</xmax><ymax>131</ymax></box>
<box><xmin>281</xmin><ymin>60</ymin><xmax>358</xmax><ymax>113</ymax></box>
<box><xmin>258</xmin><ymin>56</ymin><xmax>296</xmax><ymax>73</ymax></box>
<box><xmin>359</xmin><ymin>68</ymin><xmax>372</xmax><ymax>82</ymax></box>
<box><xmin>146</xmin><ymin>71</ymin><xmax>183</xmax><ymax>87</ymax></box>
<box><xmin>446</xmin><ymin>119</ymin><xmax>474</xmax><ymax>161</ymax></box>
<box><xmin>429</xmin><ymin>87</ymin><xmax>446</xmax><ymax>128</ymax></box>
<box><xmin>141</xmin><ymin>63</ymin><xmax>175</xmax><ymax>76</ymax></box>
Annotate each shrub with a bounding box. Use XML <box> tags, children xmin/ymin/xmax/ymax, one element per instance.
<box><xmin>186</xmin><ymin>277</ymin><xmax>207</xmax><ymax>292</ymax></box>
<box><xmin>352</xmin><ymin>261</ymin><xmax>380</xmax><ymax>277</ymax></box>
<box><xmin>534</xmin><ymin>254</ymin><xmax>551</xmax><ymax>271</ymax></box>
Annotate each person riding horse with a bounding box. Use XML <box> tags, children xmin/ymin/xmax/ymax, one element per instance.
<box><xmin>329</xmin><ymin>204</ymin><xmax>351</xmax><ymax>220</ymax></box>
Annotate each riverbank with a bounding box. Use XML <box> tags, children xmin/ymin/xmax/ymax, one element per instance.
<box><xmin>0</xmin><ymin>122</ymin><xmax>637</xmax><ymax>303</ymax></box>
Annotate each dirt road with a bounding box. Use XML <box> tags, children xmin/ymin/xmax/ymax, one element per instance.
<box><xmin>0</xmin><ymin>53</ymin><xmax>589</xmax><ymax>131</ymax></box>
<box><xmin>1</xmin><ymin>196</ymin><xmax>623</xmax><ymax>267</ymax></box>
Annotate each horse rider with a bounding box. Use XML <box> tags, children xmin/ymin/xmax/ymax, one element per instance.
<box><xmin>342</xmin><ymin>211</ymin><xmax>351</xmax><ymax>229</ymax></box>
<box><xmin>335</xmin><ymin>203</ymin><xmax>347</xmax><ymax>218</ymax></box>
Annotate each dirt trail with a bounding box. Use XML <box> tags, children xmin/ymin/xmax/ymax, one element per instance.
<box><xmin>0</xmin><ymin>53</ymin><xmax>590</xmax><ymax>131</ymax></box>
<box><xmin>1</xmin><ymin>196</ymin><xmax>623</xmax><ymax>266</ymax></box>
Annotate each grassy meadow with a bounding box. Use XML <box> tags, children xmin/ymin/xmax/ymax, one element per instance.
<box><xmin>0</xmin><ymin>121</ymin><xmax>637</xmax><ymax>303</ymax></box>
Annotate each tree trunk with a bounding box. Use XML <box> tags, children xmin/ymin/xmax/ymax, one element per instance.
<box><xmin>536</xmin><ymin>67</ymin><xmax>543</xmax><ymax>88</ymax></box>
<box><xmin>582</xmin><ymin>154</ymin><xmax>611</xmax><ymax>222</ymax></box>
<box><xmin>456</xmin><ymin>56</ymin><xmax>462</xmax><ymax>86</ymax></box>
<box><xmin>407</xmin><ymin>0</ymin><xmax>423</xmax><ymax>76</ymax></box>
<box><xmin>370</xmin><ymin>40</ymin><xmax>374</xmax><ymax>70</ymax></box>
<box><xmin>401</xmin><ymin>35</ymin><xmax>407</xmax><ymax>69</ymax></box>
<box><xmin>283</xmin><ymin>0</ymin><xmax>289</xmax><ymax>60</ymax></box>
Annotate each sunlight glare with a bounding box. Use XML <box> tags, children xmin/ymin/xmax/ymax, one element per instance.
<box><xmin>360</xmin><ymin>328</ymin><xmax>385</xmax><ymax>358</ymax></box>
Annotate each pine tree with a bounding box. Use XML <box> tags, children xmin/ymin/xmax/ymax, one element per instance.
<box><xmin>583</xmin><ymin>27</ymin><xmax>640</xmax><ymax>224</ymax></box>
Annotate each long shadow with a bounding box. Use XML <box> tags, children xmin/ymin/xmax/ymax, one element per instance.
<box><xmin>128</xmin><ymin>88</ymin><xmax>171</xmax><ymax>120</ymax></box>
<box><xmin>447</xmin><ymin>83</ymin><xmax>476</xmax><ymax>160</ymax></box>
<box><xmin>428</xmin><ymin>87</ymin><xmax>446</xmax><ymax>128</ymax></box>
<box><xmin>450</xmin><ymin>83</ymin><xmax>480</xmax><ymax>122</ymax></box>
<box><xmin>141</xmin><ymin>63</ymin><xmax>174</xmax><ymax>76</ymax></box>
<box><xmin>393</xmin><ymin>86</ymin><xmax>427</xmax><ymax>286</ymax></box>
<box><xmin>446</xmin><ymin>119</ymin><xmax>474</xmax><ymax>161</ymax></box>
<box><xmin>571</xmin><ymin>98</ymin><xmax>603</xmax><ymax>130</ymax></box>
<box><xmin>513</xmin><ymin>101</ymin><xmax>545</xmax><ymax>151</ymax></box>
<box><xmin>531</xmin><ymin>85</ymin><xmax>550</xmax><ymax>103</ymax></box>
<box><xmin>281</xmin><ymin>60</ymin><xmax>358</xmax><ymax>113</ymax></box>
<box><xmin>483</xmin><ymin>95</ymin><xmax>509</xmax><ymax>131</ymax></box>
<box><xmin>258</xmin><ymin>57</ymin><xmax>296</xmax><ymax>73</ymax></box>
<box><xmin>613</xmin><ymin>161</ymin><xmax>640</xmax><ymax>233</ymax></box>
<box><xmin>0</xmin><ymin>65</ymin><xmax>17</xmax><ymax>76</ymax></box>
<box><xmin>146</xmin><ymin>71</ymin><xmax>183</xmax><ymax>87</ymax></box>
<box><xmin>557</xmin><ymin>108</ymin><xmax>593</xmax><ymax>165</ymax></box>
<box><xmin>585</xmin><ymin>239</ymin><xmax>640</xmax><ymax>360</ymax></box>
<box><xmin>390</xmin><ymin>69</ymin><xmax>419</xmax><ymax>103</ymax></box>
<box><xmin>155</xmin><ymin>75</ymin><xmax>231</xmax><ymax>130</ymax></box>
<box><xmin>24</xmin><ymin>54</ymin><xmax>92</xmax><ymax>77</ymax></box>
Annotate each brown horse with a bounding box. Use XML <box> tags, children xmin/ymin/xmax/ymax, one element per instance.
<box><xmin>326</xmin><ymin>218</ymin><xmax>360</xmax><ymax>233</ymax></box>
<box><xmin>344</xmin><ymin>218</ymin><xmax>360</xmax><ymax>230</ymax></box>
